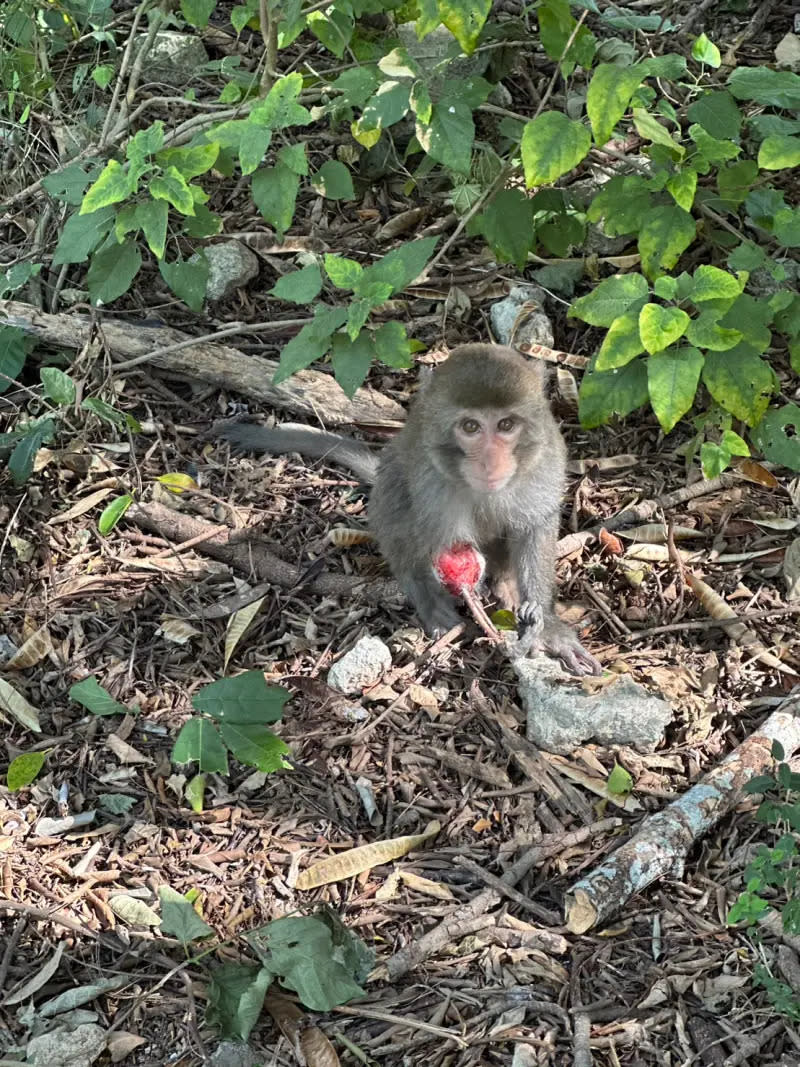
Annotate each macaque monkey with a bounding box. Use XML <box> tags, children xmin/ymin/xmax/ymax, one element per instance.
<box><xmin>215</xmin><ymin>344</ymin><xmax>600</xmax><ymax>675</ymax></box>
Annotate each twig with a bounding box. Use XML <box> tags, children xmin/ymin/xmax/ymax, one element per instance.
<box><xmin>626</xmin><ymin>606</ymin><xmax>800</xmax><ymax>641</ymax></box>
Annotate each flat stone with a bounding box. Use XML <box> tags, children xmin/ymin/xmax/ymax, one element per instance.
<box><xmin>328</xmin><ymin>636</ymin><xmax>392</xmax><ymax>695</ymax></box>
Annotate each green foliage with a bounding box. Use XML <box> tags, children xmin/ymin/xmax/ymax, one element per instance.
<box><xmin>69</xmin><ymin>677</ymin><xmax>131</xmax><ymax>717</ymax></box>
<box><xmin>6</xmin><ymin>749</ymin><xmax>48</xmax><ymax>791</ymax></box>
<box><xmin>158</xmin><ymin>886</ymin><xmax>214</xmax><ymax>944</ymax></box>
<box><xmin>172</xmin><ymin>670</ymin><xmax>291</xmax><ymax>778</ymax></box>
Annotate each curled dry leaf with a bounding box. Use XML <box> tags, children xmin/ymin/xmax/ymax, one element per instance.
<box><xmin>295</xmin><ymin>820</ymin><xmax>441</xmax><ymax>890</ymax></box>
<box><xmin>327</xmin><ymin>527</ymin><xmax>374</xmax><ymax>547</ymax></box>
<box><xmin>598</xmin><ymin>528</ymin><xmax>624</xmax><ymax>555</ymax></box>
<box><xmin>156</xmin><ymin>616</ymin><xmax>201</xmax><ymax>645</ymax></box>
<box><xmin>3</xmin><ymin>624</ymin><xmax>53</xmax><ymax>670</ymax></box>
<box><xmin>556</xmin><ymin>367</ymin><xmax>579</xmax><ymax>408</ymax></box>
<box><xmin>45</xmin><ymin>486</ymin><xmax>115</xmax><ymax>525</ymax></box>
<box><xmin>624</xmin><ymin>544</ymin><xmax>699</xmax><ymax>563</ymax></box>
<box><xmin>732</xmin><ymin>458</ymin><xmax>779</xmax><ymax>488</ymax></box>
<box><xmin>568</xmin><ymin>453</ymin><xmax>639</xmax><ymax>474</ymax></box>
<box><xmin>264</xmin><ymin>992</ymin><xmax>341</xmax><ymax>1067</ymax></box>
<box><xmin>109</xmin><ymin>895</ymin><xmax>161</xmax><ymax>926</ymax></box>
<box><xmin>224</xmin><ymin>596</ymin><xmax>266</xmax><ymax>671</ymax></box>
<box><xmin>0</xmin><ymin>678</ymin><xmax>41</xmax><ymax>732</ymax></box>
<box><xmin>618</xmin><ymin>524</ymin><xmax>706</xmax><ymax>544</ymax></box>
<box><xmin>687</xmin><ymin>573</ymin><xmax>798</xmax><ymax>674</ymax></box>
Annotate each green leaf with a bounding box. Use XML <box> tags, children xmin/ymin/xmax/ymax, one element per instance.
<box><xmin>686</xmin><ymin>90</ymin><xmax>742</xmax><ymax>140</ymax></box>
<box><xmin>417</xmin><ymin>101</ymin><xmax>475</xmax><ymax>176</ymax></box>
<box><xmin>273</xmin><ymin>305</ymin><xmax>348</xmax><ymax>383</ymax></box>
<box><xmin>653</xmin><ymin>276</ymin><xmax>678</xmax><ymax>301</ymax></box>
<box><xmin>474</xmin><ymin>189</ymin><xmax>535</xmax><ymax>269</ymax></box>
<box><xmin>691</xmin><ymin>33</ymin><xmax>721</xmax><ymax>68</ymax></box>
<box><xmin>7</xmin><ymin>419</ymin><xmax>56</xmax><ymax>485</ymax></box>
<box><xmin>373</xmin><ymin>321</ymin><xmax>414</xmax><ymax>369</ymax></box>
<box><xmin>82</xmin><ymin>397</ymin><xmax>127</xmax><ymax>429</ymax></box>
<box><xmin>0</xmin><ymin>326</ymin><xmax>30</xmax><ymax>394</ymax></box>
<box><xmin>80</xmin><ymin>160</ymin><xmax>133</xmax><ymax>214</ymax></box>
<box><xmin>172</xmin><ymin>717</ymin><xmax>229</xmax><ymax>774</ymax></box>
<box><xmin>647</xmin><ymin>345</ymin><xmax>703</xmax><ymax>433</ymax></box>
<box><xmin>185</xmin><ymin>773</ymin><xmax>206</xmax><ymax>813</ymax></box>
<box><xmin>134</xmin><ymin>200</ymin><xmax>168</xmax><ymax>259</ymax></box>
<box><xmin>703</xmin><ymin>345</ymin><xmax>775</xmax><ymax>426</ymax></box>
<box><xmin>328</xmin><ymin>67</ymin><xmax>379</xmax><ymax>109</ymax></box>
<box><xmin>753</xmin><ymin>404</ymin><xmax>800</xmax><ymax>471</ymax></box>
<box><xmin>758</xmin><ymin>135</ymin><xmax>800</xmax><ymax>171</ymax></box>
<box><xmin>52</xmin><ymin>206</ymin><xmax>115</xmax><ymax>266</ymax></box>
<box><xmin>69</xmin><ymin>676</ymin><xmax>128</xmax><ymax>717</ymax></box>
<box><xmin>149</xmin><ymin>166</ymin><xmax>195</xmax><ymax>216</ymax></box>
<box><xmin>438</xmin><ymin>0</ymin><xmax>491</xmax><ymax>53</ymax></box>
<box><xmin>325</xmin><ymin>255</ymin><xmax>362</xmax><ymax>290</ymax></box>
<box><xmin>157</xmin><ymin>143</ymin><xmax>220</xmax><ymax>180</ymax></box>
<box><xmin>358</xmin><ymin>82</ymin><xmax>411</xmax><ymax>138</ymax></box>
<box><xmin>700</xmin><ymin>441</ymin><xmax>730</xmax><ymax>479</ymax></box>
<box><xmin>271</xmin><ymin>263</ymin><xmax>322</xmax><ymax>304</ymax></box>
<box><xmin>40</xmin><ymin>367</ymin><xmax>76</xmax><ymax>406</ymax></box>
<box><xmin>312</xmin><ymin>160</ymin><xmax>355</xmax><ymax>200</ymax></box>
<box><xmin>686</xmin><ymin>310</ymin><xmax>742</xmax><ymax>351</ymax></box>
<box><xmin>87</xmin><ymin>238</ymin><xmax>142</xmax><ymax>305</ymax></box>
<box><xmin>207</xmin><ymin>963</ymin><xmax>272</xmax><ymax>1042</ymax></box>
<box><xmin>159</xmin><ymin>885</ymin><xmax>214</xmax><ymax>943</ymax></box>
<box><xmin>98</xmin><ymin>793</ymin><xmax>137</xmax><ymax>814</ymax></box>
<box><xmin>638</xmin><ymin>205</ymin><xmax>696</xmax><ymax>279</ymax></box>
<box><xmin>251</xmin><ymin>163</ymin><xmax>299</xmax><ymax>237</ymax></box>
<box><xmin>578</xmin><ymin>359</ymin><xmax>649</xmax><ymax>428</ymax></box>
<box><xmin>185</xmin><ymin>204</ymin><xmax>223</xmax><ymax>239</ymax></box>
<box><xmin>666</xmin><ymin>168</ymin><xmax>697</xmax><ymax>212</ymax></box>
<box><xmin>43</xmin><ymin>162</ymin><xmax>96</xmax><ymax>206</ymax></box>
<box><xmin>586</xmin><ymin>64</ymin><xmax>643</xmax><ymax>146</ymax></box>
<box><xmin>251</xmin><ymin>72</ymin><xmax>312</xmax><ymax>130</ymax></box>
<box><xmin>521</xmin><ymin>111</ymin><xmax>591</xmax><ymax>187</ymax></box>
<box><xmin>98</xmin><ymin>494</ymin><xmax>133</xmax><ymax>535</ymax></box>
<box><xmin>364</xmin><ymin>236</ymin><xmax>438</xmax><ymax>293</ymax></box>
<box><xmin>331</xmin><ymin>332</ymin><xmax>375</xmax><ymax>399</ymax></box>
<box><xmin>308</xmin><ymin>7</ymin><xmax>353</xmax><ymax>58</ymax></box>
<box><xmin>689</xmin><ymin>124</ymin><xmax>741</xmax><ymax>168</ymax></box>
<box><xmin>717</xmin><ymin>293</ymin><xmax>772</xmax><ymax>353</ymax></box>
<box><xmin>607</xmin><ymin>762</ymin><xmax>633</xmax><ymax>797</ymax></box>
<box><xmin>587</xmin><ymin>174</ymin><xmax>653</xmax><ymax>236</ymax></box>
<box><xmin>538</xmin><ymin>213</ymin><xmax>585</xmax><ymax>257</ymax></box>
<box><xmin>727</xmin><ymin>67</ymin><xmax>800</xmax><ymax>109</ymax></box>
<box><xmin>569</xmin><ymin>273</ymin><xmax>649</xmax><ymax>327</ymax></box>
<box><xmin>7</xmin><ymin>750</ymin><xmax>47</xmax><ymax>791</ymax></box>
<box><xmin>596</xmin><ymin>311</ymin><xmax>645</xmax><ymax>370</ymax></box>
<box><xmin>639</xmin><ymin>305</ymin><xmax>689</xmax><ymax>354</ymax></box>
<box><xmin>277</xmin><ymin>142</ymin><xmax>308</xmax><ymax>176</ymax></box>
<box><xmin>721</xmin><ymin>429</ymin><xmax>749</xmax><ymax>457</ymax></box>
<box><xmin>193</xmin><ymin>670</ymin><xmax>289</xmax><ymax>725</ymax></box>
<box><xmin>688</xmin><ymin>264</ymin><xmax>744</xmax><ymax>303</ymax></box>
<box><xmin>159</xmin><ymin>255</ymin><xmax>210</xmax><ymax>313</ymax></box>
<box><xmin>632</xmin><ymin>108</ymin><xmax>684</xmax><ymax>157</ymax></box>
<box><xmin>0</xmin><ymin>262</ymin><xmax>41</xmax><ymax>298</ymax></box>
<box><xmin>219</xmin><ymin>722</ymin><xmax>291</xmax><ymax>773</ymax></box>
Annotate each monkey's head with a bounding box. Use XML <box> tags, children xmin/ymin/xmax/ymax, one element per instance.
<box><xmin>416</xmin><ymin>344</ymin><xmax>549</xmax><ymax>495</ymax></box>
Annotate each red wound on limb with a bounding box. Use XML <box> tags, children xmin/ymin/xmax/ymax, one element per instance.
<box><xmin>433</xmin><ymin>542</ymin><xmax>485</xmax><ymax>594</ymax></box>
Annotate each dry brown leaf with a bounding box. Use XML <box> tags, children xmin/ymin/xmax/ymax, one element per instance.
<box><xmin>327</xmin><ymin>527</ymin><xmax>374</xmax><ymax>547</ymax></box>
<box><xmin>374</xmin><ymin>869</ymin><xmax>402</xmax><ymax>901</ymax></box>
<box><xmin>46</xmin><ymin>486</ymin><xmax>115</xmax><ymax>525</ymax></box>
<box><xmin>624</xmin><ymin>543</ymin><xmax>698</xmax><ymax>563</ymax></box>
<box><xmin>733</xmin><ymin>458</ymin><xmax>779</xmax><ymax>487</ymax></box>
<box><xmin>598</xmin><ymin>528</ymin><xmax>623</xmax><ymax>555</ymax></box>
<box><xmin>224</xmin><ymin>597</ymin><xmax>265</xmax><ymax>671</ymax></box>
<box><xmin>400</xmin><ymin>870</ymin><xmax>456</xmax><ymax>900</ymax></box>
<box><xmin>109</xmin><ymin>895</ymin><xmax>161</xmax><ymax>926</ymax></box>
<box><xmin>156</xmin><ymin>616</ymin><xmax>202</xmax><ymax>645</ymax></box>
<box><xmin>407</xmin><ymin>683</ymin><xmax>439</xmax><ymax>713</ymax></box>
<box><xmin>295</xmin><ymin>821</ymin><xmax>441</xmax><ymax>890</ymax></box>
<box><xmin>785</xmin><ymin>538</ymin><xmax>800</xmax><ymax>601</ymax></box>
<box><xmin>556</xmin><ymin>367</ymin><xmax>579</xmax><ymax>408</ymax></box>
<box><xmin>108</xmin><ymin>1032</ymin><xmax>147</xmax><ymax>1063</ymax></box>
<box><xmin>4</xmin><ymin>624</ymin><xmax>53</xmax><ymax>670</ymax></box>
<box><xmin>618</xmin><ymin>524</ymin><xmax>706</xmax><ymax>544</ymax></box>
<box><xmin>106</xmin><ymin>734</ymin><xmax>154</xmax><ymax>764</ymax></box>
<box><xmin>0</xmin><ymin>678</ymin><xmax>41</xmax><ymax>732</ymax></box>
<box><xmin>263</xmin><ymin>992</ymin><xmax>341</xmax><ymax>1067</ymax></box>
<box><xmin>568</xmin><ymin>453</ymin><xmax>638</xmax><ymax>474</ymax></box>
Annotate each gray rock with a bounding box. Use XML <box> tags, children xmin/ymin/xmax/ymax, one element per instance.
<box><xmin>27</xmin><ymin>1024</ymin><xmax>107</xmax><ymax>1067</ymax></box>
<box><xmin>208</xmin><ymin>1041</ymin><xmax>257</xmax><ymax>1067</ymax></box>
<box><xmin>490</xmin><ymin>285</ymin><xmax>554</xmax><ymax>349</ymax></box>
<box><xmin>195</xmin><ymin>241</ymin><xmax>260</xmax><ymax>301</ymax></box>
<box><xmin>515</xmin><ymin>656</ymin><xmax>673</xmax><ymax>754</ymax></box>
<box><xmin>396</xmin><ymin>24</ymin><xmax>489</xmax><ymax>88</ymax></box>
<box><xmin>135</xmin><ymin>31</ymin><xmax>209</xmax><ymax>86</ymax></box>
<box><xmin>328</xmin><ymin>636</ymin><xmax>392</xmax><ymax>694</ymax></box>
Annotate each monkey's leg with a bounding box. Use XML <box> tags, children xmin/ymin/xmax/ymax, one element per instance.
<box><xmin>401</xmin><ymin>567</ymin><xmax>462</xmax><ymax>635</ymax></box>
<box><xmin>510</xmin><ymin>521</ymin><xmax>601</xmax><ymax>676</ymax></box>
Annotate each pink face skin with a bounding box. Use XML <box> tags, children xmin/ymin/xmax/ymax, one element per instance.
<box><xmin>453</xmin><ymin>412</ymin><xmax>523</xmax><ymax>493</ymax></box>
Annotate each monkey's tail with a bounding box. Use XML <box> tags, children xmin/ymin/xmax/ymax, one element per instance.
<box><xmin>213</xmin><ymin>421</ymin><xmax>380</xmax><ymax>484</ymax></box>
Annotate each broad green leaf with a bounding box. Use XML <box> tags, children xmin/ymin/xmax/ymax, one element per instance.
<box><xmin>0</xmin><ymin>326</ymin><xmax>28</xmax><ymax>393</ymax></box>
<box><xmin>686</xmin><ymin>310</ymin><xmax>742</xmax><ymax>351</ymax></box>
<box><xmin>277</xmin><ymin>142</ymin><xmax>308</xmax><ymax>176</ymax></box>
<box><xmin>81</xmin><ymin>397</ymin><xmax>128</xmax><ymax>428</ymax></box>
<box><xmin>185</xmin><ymin>773</ymin><xmax>206</xmax><ymax>813</ymax></box>
<box><xmin>373</xmin><ymin>321</ymin><xmax>414</xmax><ymax>369</ymax></box>
<box><xmin>717</xmin><ymin>160</ymin><xmax>759</xmax><ymax>207</ymax></box>
<box><xmin>417</xmin><ymin>101</ymin><xmax>475</xmax><ymax>175</ymax></box>
<box><xmin>727</xmin><ymin>67</ymin><xmax>800</xmax><ymax>109</ymax></box>
<box><xmin>653</xmin><ymin>276</ymin><xmax>679</xmax><ymax>300</ymax></box>
<box><xmin>717</xmin><ymin>293</ymin><xmax>772</xmax><ymax>352</ymax></box>
<box><xmin>185</xmin><ymin>204</ymin><xmax>222</xmax><ymax>239</ymax></box>
<box><xmin>638</xmin><ymin>205</ymin><xmax>696</xmax><ymax>278</ymax></box>
<box><xmin>686</xmin><ymin>90</ymin><xmax>742</xmax><ymax>140</ymax></box>
<box><xmin>632</xmin><ymin>108</ymin><xmax>683</xmax><ymax>157</ymax></box>
<box><xmin>703</xmin><ymin>345</ymin><xmax>775</xmax><ymax>426</ymax></box>
<box><xmin>666</xmin><ymin>168</ymin><xmax>697</xmax><ymax>211</ymax></box>
<box><xmin>181</xmin><ymin>0</ymin><xmax>215</xmax><ymax>26</ymax></box>
<box><xmin>521</xmin><ymin>111</ymin><xmax>591</xmax><ymax>187</ymax></box>
<box><xmin>251</xmin><ymin>163</ymin><xmax>299</xmax><ymax>237</ymax></box>
<box><xmin>647</xmin><ymin>346</ymin><xmax>703</xmax><ymax>432</ymax></box>
<box><xmin>537</xmin><ymin>212</ymin><xmax>585</xmax><ymax>257</ymax></box>
<box><xmin>639</xmin><ymin>54</ymin><xmax>687</xmax><ymax>79</ymax></box>
<box><xmin>358</xmin><ymin>81</ymin><xmax>411</xmax><ymax>136</ymax></box>
<box><xmin>758</xmin><ymin>135</ymin><xmax>800</xmax><ymax>171</ymax></box>
<box><xmin>410</xmin><ymin>80</ymin><xmax>433</xmax><ymax>124</ymax></box>
<box><xmin>7</xmin><ymin>750</ymin><xmax>48</xmax><ymax>791</ymax></box>
<box><xmin>8</xmin><ymin>419</ymin><xmax>56</xmax><ymax>485</ymax></box>
<box><xmin>474</xmin><ymin>188</ymin><xmax>535</xmax><ymax>270</ymax></box>
<box><xmin>578</xmin><ymin>359</ymin><xmax>649</xmax><ymax>428</ymax></box>
<box><xmin>312</xmin><ymin>160</ymin><xmax>355</xmax><ymax>200</ymax></box>
<box><xmin>219</xmin><ymin>722</ymin><xmax>291</xmax><ymax>773</ymax></box>
<box><xmin>607</xmin><ymin>762</ymin><xmax>633</xmax><ymax>797</ymax></box>
<box><xmin>250</xmin><ymin>73</ymin><xmax>312</xmax><ymax>130</ymax></box>
<box><xmin>80</xmin><ymin>160</ymin><xmax>133</xmax><ymax>214</ymax></box>
<box><xmin>691</xmin><ymin>33</ymin><xmax>721</xmax><ymax>68</ymax></box>
<box><xmin>587</xmin><ymin>64</ymin><xmax>643</xmax><ymax>146</ymax></box>
<box><xmin>98</xmin><ymin>793</ymin><xmax>137</xmax><ymax>814</ymax></box>
<box><xmin>345</xmin><ymin>297</ymin><xmax>374</xmax><ymax>342</ymax></box>
<box><xmin>329</xmin><ymin>67</ymin><xmax>379</xmax><ymax>110</ymax></box>
<box><xmin>438</xmin><ymin>0</ymin><xmax>491</xmax><ymax>53</ymax></box>
<box><xmin>171</xmin><ymin>717</ymin><xmax>229</xmax><ymax>774</ymax></box>
<box><xmin>149</xmin><ymin>166</ymin><xmax>194</xmax><ymax>216</ymax></box>
<box><xmin>364</xmin><ymin>236</ymin><xmax>438</xmax><ymax>293</ymax></box>
<box><xmin>271</xmin><ymin>263</ymin><xmax>322</xmax><ymax>304</ymax></box>
<box><xmin>157</xmin><ymin>142</ymin><xmax>219</xmax><ymax>179</ymax></box>
<box><xmin>325</xmin><ymin>255</ymin><xmax>362</xmax><ymax>290</ymax></box>
<box><xmin>40</xmin><ymin>367</ymin><xmax>76</xmax><ymax>405</ymax></box>
<box><xmin>136</xmin><ymin>199</ymin><xmax>169</xmax><ymax>258</ymax></box>
<box><xmin>331</xmin><ymin>332</ymin><xmax>375</xmax><ymax>398</ymax></box>
<box><xmin>700</xmin><ymin>441</ymin><xmax>730</xmax><ymax>479</ymax></box>
<box><xmin>308</xmin><ymin>7</ymin><xmax>353</xmax><ymax>58</ymax></box>
<box><xmin>721</xmin><ymin>429</ymin><xmax>749</xmax><ymax>457</ymax></box>
<box><xmin>569</xmin><ymin>273</ymin><xmax>649</xmax><ymax>327</ymax></box>
<box><xmin>207</xmin><ymin>963</ymin><xmax>271</xmax><ymax>1042</ymax></box>
<box><xmin>587</xmin><ymin>174</ymin><xmax>653</xmax><ymax>236</ymax></box>
<box><xmin>159</xmin><ymin>886</ymin><xmax>213</xmax><ymax>943</ymax></box>
<box><xmin>689</xmin><ymin>124</ymin><xmax>741</xmax><ymax>166</ymax></box>
<box><xmin>52</xmin><ymin>206</ymin><xmax>115</xmax><ymax>265</ymax></box>
<box><xmin>639</xmin><ymin>304</ymin><xmax>689</xmax><ymax>354</ymax></box>
<box><xmin>0</xmin><ymin>262</ymin><xmax>41</xmax><ymax>298</ymax></box>
<box><xmin>69</xmin><ymin>676</ymin><xmax>128</xmax><ymax>716</ymax></box>
<box><xmin>159</xmin><ymin>255</ymin><xmax>209</xmax><ymax>313</ymax></box>
<box><xmin>87</xmin><ymin>239</ymin><xmax>142</xmax><ymax>305</ymax></box>
<box><xmin>42</xmin><ymin>162</ymin><xmax>97</xmax><ymax>206</ymax></box>
<box><xmin>273</xmin><ymin>305</ymin><xmax>348</xmax><ymax>383</ymax></box>
<box><xmin>753</xmin><ymin>404</ymin><xmax>800</xmax><ymax>471</ymax></box>
<box><xmin>688</xmin><ymin>264</ymin><xmax>744</xmax><ymax>303</ymax></box>
<box><xmin>596</xmin><ymin>311</ymin><xmax>644</xmax><ymax>370</ymax></box>
<box><xmin>193</xmin><ymin>670</ymin><xmax>289</xmax><ymax>725</ymax></box>
<box><xmin>98</xmin><ymin>494</ymin><xmax>133</xmax><ymax>535</ymax></box>
<box><xmin>127</xmin><ymin>122</ymin><xmax>164</xmax><ymax>161</ymax></box>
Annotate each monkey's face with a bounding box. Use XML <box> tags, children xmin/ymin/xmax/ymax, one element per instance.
<box><xmin>451</xmin><ymin>411</ymin><xmax>525</xmax><ymax>493</ymax></box>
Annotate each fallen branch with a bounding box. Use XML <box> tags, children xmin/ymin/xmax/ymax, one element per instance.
<box><xmin>565</xmin><ymin>701</ymin><xmax>800</xmax><ymax>933</ymax></box>
<box><xmin>0</xmin><ymin>299</ymin><xmax>404</xmax><ymax>426</ymax></box>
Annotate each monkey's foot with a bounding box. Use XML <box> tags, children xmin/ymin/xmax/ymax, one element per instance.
<box><xmin>540</xmin><ymin>626</ymin><xmax>602</xmax><ymax>676</ymax></box>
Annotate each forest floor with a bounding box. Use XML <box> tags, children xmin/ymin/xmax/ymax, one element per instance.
<box><xmin>2</xmin><ymin>1</ymin><xmax>800</xmax><ymax>1065</ymax></box>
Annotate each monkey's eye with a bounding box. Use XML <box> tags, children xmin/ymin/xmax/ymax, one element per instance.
<box><xmin>460</xmin><ymin>418</ymin><xmax>481</xmax><ymax>435</ymax></box>
<box><xmin>497</xmin><ymin>416</ymin><xmax>517</xmax><ymax>433</ymax></box>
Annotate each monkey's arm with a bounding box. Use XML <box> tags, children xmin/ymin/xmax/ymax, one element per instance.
<box><xmin>212</xmin><ymin>422</ymin><xmax>380</xmax><ymax>484</ymax></box>
<box><xmin>511</xmin><ymin>517</ymin><xmax>601</xmax><ymax>676</ymax></box>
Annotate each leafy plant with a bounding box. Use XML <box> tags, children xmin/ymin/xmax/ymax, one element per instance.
<box><xmin>728</xmin><ymin>740</ymin><xmax>800</xmax><ymax>1021</ymax></box>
